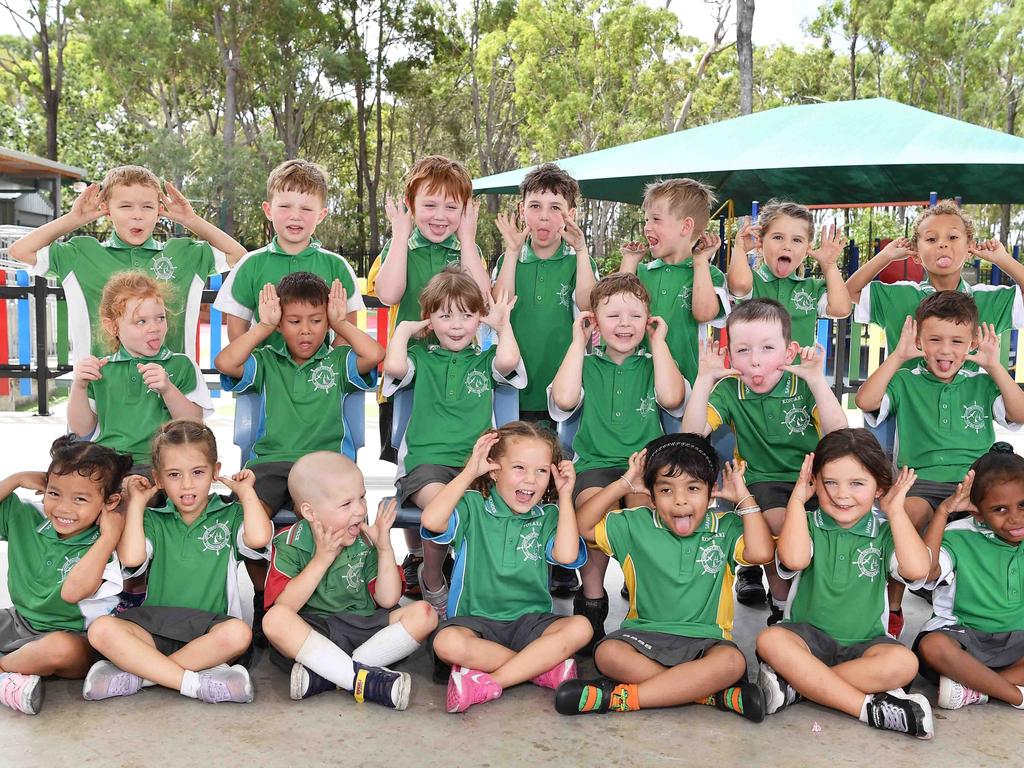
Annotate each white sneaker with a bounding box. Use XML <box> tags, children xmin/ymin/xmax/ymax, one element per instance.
<box><xmin>938</xmin><ymin>676</ymin><xmax>988</xmax><ymax>710</ymax></box>
<box><xmin>418</xmin><ymin>562</ymin><xmax>449</xmax><ymax>621</ymax></box>
<box><xmin>82</xmin><ymin>660</ymin><xmax>143</xmax><ymax>701</ymax></box>
<box><xmin>196</xmin><ymin>664</ymin><xmax>254</xmax><ymax>704</ymax></box>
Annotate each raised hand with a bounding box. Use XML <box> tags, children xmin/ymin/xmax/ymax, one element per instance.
<box><xmin>879</xmin><ymin>237</ymin><xmax>916</xmax><ymax>264</ymax></box>
<box><xmin>138</xmin><ymin>363</ymin><xmax>171</xmax><ymax>394</ymax></box>
<box><xmin>15</xmin><ymin>471</ymin><xmax>47</xmax><ymax>494</ymax></box>
<box><xmin>218</xmin><ymin>469</ymin><xmax>257</xmax><ymax>496</ymax></box>
<box><xmin>967</xmin><ymin>322</ymin><xmax>1002</xmax><ymax>371</ymax></box>
<box><xmin>937</xmin><ymin>470</ymin><xmax>976</xmax><ymax>517</ymax></box>
<box><xmin>258</xmin><ymin>282</ymin><xmax>282</xmax><ymax>327</ymax></box>
<box><xmin>969</xmin><ymin>239</ymin><xmax>1012</xmax><ymax>266</ymax></box>
<box><xmin>123</xmin><ymin>474</ymin><xmax>159</xmax><ymax>506</ymax></box>
<box><xmin>310</xmin><ymin>515</ymin><xmax>347</xmax><ymax>560</ymax></box>
<box><xmin>98</xmin><ymin>505</ymin><xmax>125</xmax><ymax>540</ymax></box>
<box><xmin>495</xmin><ymin>210</ymin><xmax>529</xmax><ymax>254</ymax></box>
<box><xmin>808</xmin><ymin>222</ymin><xmax>847</xmax><ymax>268</ymax></box>
<box><xmin>384</xmin><ymin>195</ymin><xmax>414</xmax><ymax>241</ymax></box>
<box><xmin>552</xmin><ymin>460</ymin><xmax>576</xmax><ymax>498</ymax></box>
<box><xmin>735</xmin><ymin>216</ymin><xmax>761</xmax><ymax>255</ymax></box>
<box><xmin>71</xmin><ymin>183</ymin><xmax>104</xmax><ymax>223</ymax></box>
<box><xmin>327</xmin><ymin>279</ymin><xmax>349</xmax><ymax>327</ymax></box>
<box><xmin>74</xmin><ymin>355</ymin><xmax>107</xmax><ymax>386</ymax></box>
<box><xmin>160</xmin><ymin>181</ymin><xmax>196</xmax><ymax>224</ymax></box>
<box><xmin>562</xmin><ymin>214</ymin><xmax>587</xmax><ymax>252</ymax></box>
<box><xmin>484</xmin><ymin>288</ymin><xmax>517</xmax><ymax>330</ymax></box>
<box><xmin>620</xmin><ymin>241</ymin><xmax>648</xmax><ymax>266</ymax></box>
<box><xmin>466</xmin><ymin>430</ymin><xmax>502</xmax><ymax>479</ymax></box>
<box><xmin>396</xmin><ymin>318</ymin><xmax>432</xmax><ymax>340</ymax></box>
<box><xmin>571</xmin><ymin>310</ymin><xmax>595</xmax><ymax>348</ymax></box>
<box><xmin>880</xmin><ymin>465</ymin><xmax>918</xmax><ymax>515</ymax></box>
<box><xmin>693</xmin><ymin>232</ymin><xmax>721</xmax><ymax>260</ymax></box>
<box><xmin>713</xmin><ymin>460</ymin><xmax>750</xmax><ymax>505</ymax></box>
<box><xmin>456</xmin><ymin>198</ymin><xmax>481</xmax><ymax>244</ymax></box>
<box><xmin>781</xmin><ymin>343</ymin><xmax>826</xmax><ymax>382</ymax></box>
<box><xmin>696</xmin><ymin>339</ymin><xmax>740</xmax><ymax>381</ymax></box>
<box><xmin>789</xmin><ymin>452</ymin><xmax>816</xmax><ymax>507</ymax></box>
<box><xmin>621</xmin><ymin>449</ymin><xmax>647</xmax><ymax>495</ymax></box>
<box><xmin>892</xmin><ymin>316</ymin><xmax>923</xmax><ymax>363</ymax></box>
<box><xmin>646</xmin><ymin>315</ymin><xmax>669</xmax><ymax>345</ymax></box>
<box><xmin>361</xmin><ymin>498</ymin><xmax>397</xmax><ymax>550</ymax></box>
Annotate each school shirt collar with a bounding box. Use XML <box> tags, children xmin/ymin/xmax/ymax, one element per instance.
<box><xmin>518</xmin><ymin>239</ymin><xmax>570</xmax><ymax>264</ymax></box>
<box><xmin>409</xmin><ymin>228</ymin><xmax>460</xmax><ymax>252</ymax></box>
<box><xmin>921</xmin><ymin>275</ymin><xmax>971</xmax><ymax>295</ymax></box>
<box><xmin>646</xmin><ymin>257</ymin><xmax>693</xmax><ymax>271</ymax></box>
<box><xmin>739</xmin><ymin>371</ymin><xmax>798</xmax><ymax>400</ymax></box>
<box><xmin>104</xmin><ymin>232</ymin><xmax>163</xmax><ymax>251</ymax></box>
<box><xmin>811</xmin><ymin>507</ymin><xmax>881</xmax><ymax>538</ymax></box>
<box><xmin>483</xmin><ymin>485</ymin><xmax>545</xmax><ymax>519</ymax></box>
<box><xmin>267</xmin><ymin>236</ymin><xmax>323</xmax><ymax>258</ymax></box>
<box><xmin>151</xmin><ymin>493</ymin><xmax>233</xmax><ymax>526</ymax></box>
<box><xmin>591</xmin><ymin>345</ymin><xmax>649</xmax><ymax>364</ymax></box>
<box><xmin>910</xmin><ymin>362</ymin><xmax>971</xmax><ymax>387</ymax></box>
<box><xmin>425</xmin><ymin>343</ymin><xmax>483</xmax><ymax>357</ymax></box>
<box><xmin>755</xmin><ymin>263</ymin><xmax>809</xmax><ymax>283</ymax></box>
<box><xmin>106</xmin><ymin>345</ymin><xmax>174</xmax><ymax>363</ymax></box>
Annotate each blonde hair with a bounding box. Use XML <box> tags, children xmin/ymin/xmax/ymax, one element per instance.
<box><xmin>912</xmin><ymin>199</ymin><xmax>975</xmax><ymax>244</ymax></box>
<box><xmin>471</xmin><ymin>423</ymin><xmax>563</xmax><ymax>503</ymax></box>
<box><xmin>98</xmin><ymin>165</ymin><xmax>162</xmax><ymax>202</ymax></box>
<box><xmin>590</xmin><ymin>272</ymin><xmax>650</xmax><ymax>313</ymax></box>
<box><xmin>642</xmin><ymin>178</ymin><xmax>716</xmax><ymax>232</ymax></box>
<box><xmin>98</xmin><ymin>271</ymin><xmax>173</xmax><ymax>352</ymax></box>
<box><xmin>403</xmin><ymin>155</ymin><xmax>473</xmax><ymax>212</ymax></box>
<box><xmin>151</xmin><ymin>419</ymin><xmax>218</xmax><ymax>472</ymax></box>
<box><xmin>418</xmin><ymin>266</ymin><xmax>488</xmax><ymax>318</ymax></box>
<box><xmin>266</xmin><ymin>159</ymin><xmax>329</xmax><ymax>205</ymax></box>
<box><xmin>758</xmin><ymin>199</ymin><xmax>814</xmax><ymax>240</ymax></box>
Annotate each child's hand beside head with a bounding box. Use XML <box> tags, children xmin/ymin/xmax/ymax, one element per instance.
<box><xmin>551</xmin><ymin>460</ymin><xmax>576</xmax><ymax>499</ymax></box>
<box><xmin>456</xmin><ymin>198</ymin><xmax>481</xmax><ymax>244</ymax></box>
<box><xmin>71</xmin><ymin>183</ymin><xmax>104</xmax><ymax>224</ymax></box>
<box><xmin>696</xmin><ymin>339</ymin><xmax>740</xmax><ymax>382</ymax></box>
<box><xmin>571</xmin><ymin>311</ymin><xmax>595</xmax><ymax>349</ymax></box>
<box><xmin>619</xmin><ymin>449</ymin><xmax>648</xmax><ymax>497</ymax></box>
<box><xmin>692</xmin><ymin>232</ymin><xmax>721</xmax><ymax>261</ymax></box>
<box><xmin>464</xmin><ymin>430</ymin><xmax>502</xmax><ymax>479</ymax></box>
<box><xmin>879</xmin><ymin>466</ymin><xmax>917</xmax><ymax>517</ymax></box>
<box><xmin>384</xmin><ymin>195</ymin><xmax>414</xmax><ymax>242</ymax></box>
<box><xmin>734</xmin><ymin>216</ymin><xmax>761</xmax><ymax>256</ymax></box>
<box><xmin>878</xmin><ymin>237</ymin><xmax>916</xmax><ymax>264</ymax></box>
<box><xmin>967</xmin><ymin>322</ymin><xmax>1003</xmax><ymax>372</ymax></box>
<box><xmin>484</xmin><ymin>289</ymin><xmax>517</xmax><ymax>331</ymax></box>
<box><xmin>619</xmin><ymin>241</ymin><xmax>648</xmax><ymax>267</ymax></box>
<box><xmin>892</xmin><ymin>316</ymin><xmax>923</xmax><ymax>364</ymax></box>
<box><xmin>713</xmin><ymin>460</ymin><xmax>751</xmax><ymax>506</ymax></box>
<box><xmin>781</xmin><ymin>343</ymin><xmax>827</xmax><ymax>383</ymax></box>
<box><xmin>789</xmin><ymin>453</ymin><xmax>816</xmax><ymax>507</ymax></box>
<box><xmin>936</xmin><ymin>470</ymin><xmax>976</xmax><ymax>519</ymax></box>
<box><xmin>808</xmin><ymin>222</ymin><xmax>847</xmax><ymax>268</ymax></box>
<box><xmin>258</xmin><ymin>283</ymin><xmax>282</xmax><ymax>328</ymax></box>
<box><xmin>495</xmin><ymin>210</ymin><xmax>529</xmax><ymax>255</ymax></box>
<box><xmin>562</xmin><ymin>215</ymin><xmax>587</xmax><ymax>253</ymax></box>
<box><xmin>361</xmin><ymin>498</ymin><xmax>397</xmax><ymax>552</ymax></box>
<box><xmin>124</xmin><ymin>474</ymin><xmax>159</xmax><ymax>507</ymax></box>
<box><xmin>327</xmin><ymin>279</ymin><xmax>349</xmax><ymax>328</ymax></box>
<box><xmin>969</xmin><ymin>239</ymin><xmax>1012</xmax><ymax>266</ymax></box>
<box><xmin>310</xmin><ymin>515</ymin><xmax>347</xmax><ymax>562</ymax></box>
<box><xmin>646</xmin><ymin>316</ymin><xmax>669</xmax><ymax>346</ymax></box>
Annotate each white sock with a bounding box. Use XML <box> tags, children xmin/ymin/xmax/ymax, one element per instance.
<box><xmin>1013</xmin><ymin>686</ymin><xmax>1024</xmax><ymax>709</ymax></box>
<box><xmin>351</xmin><ymin>621</ymin><xmax>420</xmax><ymax>667</ymax></box>
<box><xmin>179</xmin><ymin>670</ymin><xmax>200</xmax><ymax>699</ymax></box>
<box><xmin>142</xmin><ymin>678</ymin><xmax>157</xmax><ymax>688</ymax></box>
<box><xmin>858</xmin><ymin>694</ymin><xmax>872</xmax><ymax>722</ymax></box>
<box><xmin>295</xmin><ymin>630</ymin><xmax>356</xmax><ymax>691</ymax></box>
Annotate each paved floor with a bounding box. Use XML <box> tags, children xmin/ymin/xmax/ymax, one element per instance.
<box><xmin>1</xmin><ymin>401</ymin><xmax>1023</xmax><ymax>767</ymax></box>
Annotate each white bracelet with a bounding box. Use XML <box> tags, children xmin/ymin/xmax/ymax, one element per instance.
<box><xmin>621</xmin><ymin>476</ymin><xmax>637</xmax><ymax>494</ymax></box>
<box><xmin>735</xmin><ymin>505</ymin><xmax>762</xmax><ymax>517</ymax></box>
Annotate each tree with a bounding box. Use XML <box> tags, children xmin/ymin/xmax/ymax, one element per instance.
<box><xmin>736</xmin><ymin>0</ymin><xmax>754</xmax><ymax>114</ymax></box>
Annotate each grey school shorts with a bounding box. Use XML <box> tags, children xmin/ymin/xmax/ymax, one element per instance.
<box><xmin>395</xmin><ymin>464</ymin><xmax>462</xmax><ymax>508</ymax></box>
<box><xmin>270</xmin><ymin>608</ymin><xmax>393</xmax><ymax>673</ymax></box>
<box><xmin>749</xmin><ymin>482</ymin><xmax>817</xmax><ymax>512</ymax></box>
<box><xmin>907</xmin><ymin>479</ymin><xmax>960</xmax><ymax>512</ymax></box>
<box><xmin>597</xmin><ymin>628</ymin><xmax>738</xmax><ymax>668</ymax></box>
<box><xmin>775</xmin><ymin>621</ymin><xmax>900</xmax><ymax>666</ymax></box>
<box><xmin>914</xmin><ymin>625</ymin><xmax>1024</xmax><ymax>681</ymax></box>
<box><xmin>118</xmin><ymin>606</ymin><xmax>240</xmax><ymax>656</ymax></box>
<box><xmin>573</xmin><ymin>466</ymin><xmax>628</xmax><ymax>504</ymax></box>
<box><xmin>0</xmin><ymin>607</ymin><xmax>84</xmax><ymax>653</ymax></box>
<box><xmin>250</xmin><ymin>461</ymin><xmax>296</xmax><ymax>516</ymax></box>
<box><xmin>432</xmin><ymin>612</ymin><xmax>564</xmax><ymax>663</ymax></box>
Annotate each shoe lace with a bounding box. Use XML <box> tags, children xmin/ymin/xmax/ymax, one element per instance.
<box><xmin>963</xmin><ymin>686</ymin><xmax>985</xmax><ymax>706</ymax></box>
<box><xmin>364</xmin><ymin>669</ymin><xmax>397</xmax><ymax>708</ymax></box>
<box><xmin>199</xmin><ymin>674</ymin><xmax>231</xmax><ymax>703</ymax></box>
<box><xmin>876</xmin><ymin>700</ymin><xmax>910</xmax><ymax>732</ymax></box>
<box><xmin>0</xmin><ymin>676</ymin><xmax>20</xmax><ymax>711</ymax></box>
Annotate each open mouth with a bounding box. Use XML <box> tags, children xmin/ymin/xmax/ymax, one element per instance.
<box><xmin>646</xmin><ymin>236</ymin><xmax>660</xmax><ymax>249</ymax></box>
<box><xmin>775</xmin><ymin>255</ymin><xmax>793</xmax><ymax>274</ymax></box>
<box><xmin>428</xmin><ymin>223</ymin><xmax>448</xmax><ymax>237</ymax></box>
<box><xmin>285</xmin><ymin>224</ymin><xmax>304</xmax><ymax>235</ymax></box>
<box><xmin>514</xmin><ymin>489</ymin><xmax>536</xmax><ymax>504</ymax></box>
<box><xmin>935</xmin><ymin>359</ymin><xmax>954</xmax><ymax>374</ymax></box>
<box><xmin>179</xmin><ymin>493</ymin><xmax>198</xmax><ymax>507</ymax></box>
<box><xmin>935</xmin><ymin>255</ymin><xmax>953</xmax><ymax>269</ymax></box>
<box><xmin>52</xmin><ymin>515</ymin><xmax>77</xmax><ymax>528</ymax></box>
<box><xmin>1008</xmin><ymin>526</ymin><xmax>1024</xmax><ymax>539</ymax></box>
<box><xmin>146</xmin><ymin>338</ymin><xmax>161</xmax><ymax>351</ymax></box>
<box><xmin>536</xmin><ymin>228</ymin><xmax>551</xmax><ymax>240</ymax></box>
<box><xmin>671</xmin><ymin>513</ymin><xmax>694</xmax><ymax>535</ymax></box>
<box><xmin>751</xmin><ymin>374</ymin><xmax>765</xmax><ymax>387</ymax></box>
<box><xmin>348</xmin><ymin>522</ymin><xmax>362</xmax><ymax>537</ymax></box>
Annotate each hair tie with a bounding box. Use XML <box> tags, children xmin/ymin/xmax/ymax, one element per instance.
<box><xmin>991</xmin><ymin>442</ymin><xmax>1015</xmax><ymax>455</ymax></box>
<box><xmin>647</xmin><ymin>440</ymin><xmax>715</xmax><ymax>473</ymax></box>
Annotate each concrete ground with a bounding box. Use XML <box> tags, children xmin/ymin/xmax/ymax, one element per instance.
<box><xmin>2</xmin><ymin>398</ymin><xmax>1024</xmax><ymax>767</ymax></box>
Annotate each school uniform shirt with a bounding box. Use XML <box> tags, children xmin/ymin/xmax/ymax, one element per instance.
<box><xmin>707</xmin><ymin>373</ymin><xmax>822</xmax><ymax>486</ymax></box>
<box><xmin>266</xmin><ymin>520</ymin><xmax>400</xmax><ymax>617</ymax></box>
<box><xmin>382</xmin><ymin>344</ymin><xmax>526</xmax><ymax>477</ymax></box>
<box><xmin>595</xmin><ymin>507</ymin><xmax>751</xmax><ymax>641</ymax></box>
<box><xmin>778</xmin><ymin>509</ymin><xmax>922</xmax><ymax>645</ymax></box>
<box><xmin>494</xmin><ymin>240</ymin><xmax>599</xmax><ymax>412</ymax></box>
<box><xmin>548</xmin><ymin>348</ymin><xmax>672</xmax><ymax>474</ymax></box>
<box><xmin>137</xmin><ymin>495</ymin><xmax>268</xmax><ymax>619</ymax></box>
<box><xmin>854</xmin><ymin>277</ymin><xmax>1024</xmax><ymax>366</ymax></box>
<box><xmin>213</xmin><ymin>236</ymin><xmax>363</xmax><ymax>346</ymax></box>
<box><xmin>924</xmin><ymin>517</ymin><xmax>1024</xmax><ymax>634</ymax></box>
<box><xmin>421</xmin><ymin>487</ymin><xmax>587</xmax><ymax>622</ymax></box>
<box><xmin>31</xmin><ymin>234</ymin><xmax>227</xmax><ymax>362</ymax></box>
<box><xmin>865</xmin><ymin>364</ymin><xmax>1018</xmax><ymax>482</ymax></box>
<box><xmin>637</xmin><ymin>258</ymin><xmax>729</xmax><ymax>384</ymax></box>
<box><xmin>733</xmin><ymin>264</ymin><xmax>831</xmax><ymax>347</ymax></box>
<box><xmin>221</xmin><ymin>340</ymin><xmax>377</xmax><ymax>464</ymax></box>
<box><xmin>379</xmin><ymin>229</ymin><xmax>484</xmax><ymax>327</ymax></box>
<box><xmin>0</xmin><ymin>494</ymin><xmax>124</xmax><ymax>632</ymax></box>
<box><xmin>87</xmin><ymin>345</ymin><xmax>213</xmax><ymax>464</ymax></box>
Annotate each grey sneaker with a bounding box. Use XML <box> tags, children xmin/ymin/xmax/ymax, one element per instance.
<box><xmin>82</xmin><ymin>660</ymin><xmax>143</xmax><ymax>701</ymax></box>
<box><xmin>418</xmin><ymin>562</ymin><xmax>449</xmax><ymax>621</ymax></box>
<box><xmin>757</xmin><ymin>661</ymin><xmax>802</xmax><ymax>715</ymax></box>
<box><xmin>196</xmin><ymin>664</ymin><xmax>254</xmax><ymax>704</ymax></box>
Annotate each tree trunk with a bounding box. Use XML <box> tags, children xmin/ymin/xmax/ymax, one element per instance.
<box><xmin>1001</xmin><ymin>78</ymin><xmax>1019</xmax><ymax>246</ymax></box>
<box><xmin>737</xmin><ymin>0</ymin><xmax>754</xmax><ymax>115</ymax></box>
<box><xmin>849</xmin><ymin>31</ymin><xmax>858</xmax><ymax>100</ymax></box>
<box><xmin>213</xmin><ymin>6</ymin><xmax>239</xmax><ymax>236</ymax></box>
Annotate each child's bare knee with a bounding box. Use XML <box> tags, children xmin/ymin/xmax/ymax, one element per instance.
<box><xmin>720</xmin><ymin>645</ymin><xmax>747</xmax><ymax>678</ymax></box>
<box><xmin>567</xmin><ymin>615</ymin><xmax>593</xmax><ymax>645</ymax></box>
<box><xmin>218</xmin><ymin>619</ymin><xmax>253</xmax><ymax>654</ymax></box>
<box><xmin>261</xmin><ymin>604</ymin><xmax>292</xmax><ymax>641</ymax></box>
<box><xmin>433</xmin><ymin>628</ymin><xmax>465</xmax><ymax>661</ymax></box>
<box><xmin>87</xmin><ymin>615</ymin><xmax>119</xmax><ymax>647</ymax></box>
<box><xmin>916</xmin><ymin>632</ymin><xmax>949</xmax><ymax>665</ymax></box>
<box><xmin>409</xmin><ymin>600</ymin><xmax>438</xmax><ymax>634</ymax></box>
<box><xmin>755</xmin><ymin>626</ymin><xmax>785</xmax><ymax>657</ymax></box>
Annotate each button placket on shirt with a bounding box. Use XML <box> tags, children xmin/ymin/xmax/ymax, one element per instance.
<box><xmin>1009</xmin><ymin>550</ymin><xmax>1022</xmax><ymax>604</ymax></box>
<box><xmin>447</xmin><ymin>355</ymin><xmax>459</xmax><ymax>400</ymax></box>
<box><xmin>939</xmin><ymin>386</ymin><xmax>951</xmax><ymax>432</ymax></box>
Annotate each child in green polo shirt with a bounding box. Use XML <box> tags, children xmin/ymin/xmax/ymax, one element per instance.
<box><xmin>756</xmin><ymin>429</ymin><xmax>935</xmax><ymax>740</ymax></box>
<box><xmin>263</xmin><ymin>452</ymin><xmax>437</xmax><ymax>709</ymax></box>
<box><xmin>83</xmin><ymin>420</ymin><xmax>273</xmax><ymax>705</ymax></box>
<box><xmin>421</xmin><ymin>423</ymin><xmax>591</xmax><ymax>713</ymax></box>
<box><xmin>492</xmin><ymin>162</ymin><xmax>598</xmax><ymax>425</ymax></box>
<box><xmin>618</xmin><ymin>177</ymin><xmax>729</xmax><ymax>384</ymax></box>
<box><xmin>383</xmin><ymin>267</ymin><xmax>524</xmax><ymax>619</ymax></box>
<box><xmin>214</xmin><ymin>159</ymin><xmax>364</xmax><ymax>343</ymax></box>
<box><xmin>557</xmin><ymin>433</ymin><xmax>774</xmax><ymax>719</ymax></box>
<box><xmin>916</xmin><ymin>444</ymin><xmax>1024</xmax><ymax>712</ymax></box>
<box><xmin>550</xmin><ymin>272</ymin><xmax>686</xmax><ymax>652</ymax></box>
<box><xmin>682</xmin><ymin>298</ymin><xmax>848</xmax><ymax>623</ymax></box>
<box><xmin>0</xmin><ymin>437</ymin><xmax>132</xmax><ymax>715</ymax></box>
<box><xmin>857</xmin><ymin>291</ymin><xmax>1024</xmax><ymax>637</ymax></box>
<box><xmin>10</xmin><ymin>164</ymin><xmax>245</xmax><ymax>362</ymax></box>
<box><xmin>67</xmin><ymin>271</ymin><xmax>213</xmax><ymax>469</ymax></box>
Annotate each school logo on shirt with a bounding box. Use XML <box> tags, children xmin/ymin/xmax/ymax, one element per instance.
<box><xmin>465</xmin><ymin>370</ymin><xmax>488</xmax><ymax>397</ymax></box>
<box><xmin>150</xmin><ymin>255</ymin><xmax>176</xmax><ymax>281</ymax></box>
<box><xmin>677</xmin><ymin>285</ymin><xmax>692</xmax><ymax>309</ymax></box>
<box><xmin>517</xmin><ymin>529</ymin><xmax>543</xmax><ymax>562</ymax></box>
<box><xmin>558</xmin><ymin>282</ymin><xmax>572</xmax><ymax>308</ymax></box>
<box><xmin>962</xmin><ymin>401</ymin><xmax>987</xmax><ymax>433</ymax></box>
<box><xmin>344</xmin><ymin>550</ymin><xmax>368</xmax><ymax>591</ymax></box>
<box><xmin>199</xmin><ymin>522</ymin><xmax>231</xmax><ymax>554</ymax></box>
<box><xmin>854</xmin><ymin>543</ymin><xmax>882</xmax><ymax>580</ymax></box>
<box><xmin>791</xmin><ymin>288</ymin><xmax>816</xmax><ymax>313</ymax></box>
<box><xmin>698</xmin><ymin>542</ymin><xmax>725</xmax><ymax>575</ymax></box>
<box><xmin>58</xmin><ymin>555</ymin><xmax>81</xmax><ymax>583</ymax></box>
<box><xmin>783</xmin><ymin>403</ymin><xmax>811</xmax><ymax>435</ymax></box>
<box><xmin>308</xmin><ymin>362</ymin><xmax>338</xmax><ymax>393</ymax></box>
<box><xmin>636</xmin><ymin>394</ymin><xmax>657</xmax><ymax>417</ymax></box>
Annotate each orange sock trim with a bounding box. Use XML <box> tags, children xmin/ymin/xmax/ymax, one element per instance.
<box><xmin>610</xmin><ymin>684</ymin><xmax>640</xmax><ymax>712</ymax></box>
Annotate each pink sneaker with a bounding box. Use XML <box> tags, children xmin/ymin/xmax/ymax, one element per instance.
<box><xmin>0</xmin><ymin>673</ymin><xmax>42</xmax><ymax>715</ymax></box>
<box><xmin>446</xmin><ymin>666</ymin><xmax>502</xmax><ymax>713</ymax></box>
<box><xmin>531</xmin><ymin>659</ymin><xmax>578</xmax><ymax>690</ymax></box>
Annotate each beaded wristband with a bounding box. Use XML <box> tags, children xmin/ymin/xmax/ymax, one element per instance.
<box><xmin>735</xmin><ymin>505</ymin><xmax>762</xmax><ymax>517</ymax></box>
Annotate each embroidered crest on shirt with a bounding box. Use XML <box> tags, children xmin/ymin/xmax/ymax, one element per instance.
<box><xmin>698</xmin><ymin>542</ymin><xmax>725</xmax><ymax>575</ymax></box>
<box><xmin>854</xmin><ymin>543</ymin><xmax>882</xmax><ymax>580</ymax></box>
<box><xmin>636</xmin><ymin>394</ymin><xmax>657</xmax><ymax>418</ymax></box>
<box><xmin>791</xmin><ymin>288</ymin><xmax>816</xmax><ymax>313</ymax></box>
<box><xmin>308</xmin><ymin>362</ymin><xmax>337</xmax><ymax>393</ymax></box>
<box><xmin>517</xmin><ymin>529</ymin><xmax>543</xmax><ymax>562</ymax></box>
<box><xmin>962</xmin><ymin>401</ymin><xmax>987</xmax><ymax>433</ymax></box>
<box><xmin>677</xmin><ymin>284</ymin><xmax>692</xmax><ymax>309</ymax></box>
<box><xmin>200</xmin><ymin>522</ymin><xmax>231</xmax><ymax>554</ymax></box>
<box><xmin>465</xmin><ymin>370</ymin><xmax>488</xmax><ymax>397</ymax></box>
<box><xmin>58</xmin><ymin>555</ymin><xmax>81</xmax><ymax>583</ymax></box>
<box><xmin>558</xmin><ymin>282</ymin><xmax>572</xmax><ymax>308</ymax></box>
<box><xmin>783</xmin><ymin>403</ymin><xmax>811</xmax><ymax>435</ymax></box>
<box><xmin>150</xmin><ymin>255</ymin><xmax>176</xmax><ymax>281</ymax></box>
<box><xmin>344</xmin><ymin>550</ymin><xmax>368</xmax><ymax>591</ymax></box>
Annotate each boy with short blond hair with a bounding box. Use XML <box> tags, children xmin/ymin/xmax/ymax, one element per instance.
<box><xmin>10</xmin><ymin>164</ymin><xmax>246</xmax><ymax>361</ymax></box>
<box><xmin>618</xmin><ymin>177</ymin><xmax>729</xmax><ymax>384</ymax></box>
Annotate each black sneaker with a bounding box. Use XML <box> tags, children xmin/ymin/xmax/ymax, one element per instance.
<box><xmin>289</xmin><ymin>663</ymin><xmax>336</xmax><ymax>700</ymax></box>
<box><xmin>767</xmin><ymin>600</ymin><xmax>785</xmax><ymax>626</ymax></box>
<box><xmin>573</xmin><ymin>590</ymin><xmax>608</xmax><ymax>656</ymax></box>
<box><xmin>351</xmin><ymin>662</ymin><xmax>411</xmax><ymax>710</ymax></box>
<box><xmin>736</xmin><ymin>566</ymin><xmax>768</xmax><ymax>606</ymax></box>
<box><xmin>252</xmin><ymin>591</ymin><xmax>268</xmax><ymax>648</ymax></box>
<box><xmin>864</xmin><ymin>691</ymin><xmax>934</xmax><ymax>739</ymax></box>
<box><xmin>554</xmin><ymin>677</ymin><xmax>617</xmax><ymax>715</ymax></box>
<box><xmin>700</xmin><ymin>680</ymin><xmax>766</xmax><ymax>723</ymax></box>
<box><xmin>432</xmin><ymin>653</ymin><xmax>452</xmax><ymax>685</ymax></box>
<box><xmin>549</xmin><ymin>566</ymin><xmax>579</xmax><ymax>598</ymax></box>
<box><xmin>401</xmin><ymin>553</ymin><xmax>423</xmax><ymax>597</ymax></box>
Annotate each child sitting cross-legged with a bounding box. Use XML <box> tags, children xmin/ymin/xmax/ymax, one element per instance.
<box><xmin>556</xmin><ymin>433</ymin><xmax>773</xmax><ymax>720</ymax></box>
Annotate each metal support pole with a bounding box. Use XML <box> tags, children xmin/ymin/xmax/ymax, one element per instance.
<box><xmin>33</xmin><ymin>276</ymin><xmax>49</xmax><ymax>416</ymax></box>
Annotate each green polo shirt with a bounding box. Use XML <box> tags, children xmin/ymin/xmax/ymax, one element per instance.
<box><xmin>213</xmin><ymin>236</ymin><xmax>363</xmax><ymax>346</ymax></box>
<box><xmin>422</xmin><ymin>487</ymin><xmax>587</xmax><ymax>621</ymax></box>
<box><xmin>551</xmin><ymin>348</ymin><xmax>668</xmax><ymax>474</ymax></box>
<box><xmin>924</xmin><ymin>517</ymin><xmax>1024</xmax><ymax>634</ymax></box>
<box><xmin>854</xmin><ymin>277</ymin><xmax>1022</xmax><ymax>366</ymax></box>
<box><xmin>267</xmin><ymin>520</ymin><xmax>383</xmax><ymax>617</ymax></box>
<box><xmin>380</xmin><ymin>229</ymin><xmax>485</xmax><ymax>327</ymax></box>
<box><xmin>595</xmin><ymin>507</ymin><xmax>749</xmax><ymax>640</ymax></box>
<box><xmin>140</xmin><ymin>494</ymin><xmax>266</xmax><ymax>618</ymax></box>
<box><xmin>384</xmin><ymin>344</ymin><xmax>526</xmax><ymax>477</ymax></box>
<box><xmin>32</xmin><ymin>233</ymin><xmax>226</xmax><ymax>361</ymax></box>
<box><xmin>735</xmin><ymin>264</ymin><xmax>830</xmax><ymax>347</ymax></box>
<box><xmin>780</xmin><ymin>509</ymin><xmax>903</xmax><ymax>645</ymax></box>
<box><xmin>494</xmin><ymin>240</ymin><xmax>598</xmax><ymax>412</ymax></box>
<box><xmin>87</xmin><ymin>345</ymin><xmax>213</xmax><ymax>464</ymax></box>
<box><xmin>0</xmin><ymin>494</ymin><xmax>124</xmax><ymax>632</ymax></box>
<box><xmin>867</xmin><ymin>364</ymin><xmax>1013</xmax><ymax>482</ymax></box>
<box><xmin>637</xmin><ymin>258</ymin><xmax>728</xmax><ymax>383</ymax></box>
<box><xmin>221</xmin><ymin>341</ymin><xmax>377</xmax><ymax>465</ymax></box>
<box><xmin>707</xmin><ymin>373</ymin><xmax>822</xmax><ymax>486</ymax></box>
